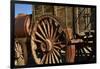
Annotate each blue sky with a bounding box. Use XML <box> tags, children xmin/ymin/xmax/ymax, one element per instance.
<box><xmin>15</xmin><ymin>4</ymin><xmax>32</xmax><ymax>16</ymax></box>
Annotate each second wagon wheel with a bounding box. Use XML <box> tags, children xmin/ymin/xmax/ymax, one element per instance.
<box><xmin>15</xmin><ymin>40</ymin><xmax>28</xmax><ymax>66</ymax></box>
<box><xmin>31</xmin><ymin>15</ymin><xmax>67</xmax><ymax>64</ymax></box>
<box><xmin>75</xmin><ymin>32</ymin><xmax>96</xmax><ymax>62</ymax></box>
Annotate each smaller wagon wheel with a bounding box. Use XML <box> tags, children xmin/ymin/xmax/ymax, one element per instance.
<box><xmin>31</xmin><ymin>15</ymin><xmax>67</xmax><ymax>64</ymax></box>
<box><xmin>75</xmin><ymin>32</ymin><xmax>96</xmax><ymax>62</ymax></box>
<box><xmin>15</xmin><ymin>40</ymin><xmax>28</xmax><ymax>66</ymax></box>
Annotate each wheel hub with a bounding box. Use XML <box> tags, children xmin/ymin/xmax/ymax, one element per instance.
<box><xmin>45</xmin><ymin>39</ymin><xmax>53</xmax><ymax>51</ymax></box>
<box><xmin>41</xmin><ymin>39</ymin><xmax>53</xmax><ymax>53</ymax></box>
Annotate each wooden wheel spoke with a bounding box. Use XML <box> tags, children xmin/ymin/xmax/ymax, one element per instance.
<box><xmin>41</xmin><ymin>54</ymin><xmax>46</xmax><ymax>63</ymax></box>
<box><xmin>53</xmin><ymin>28</ymin><xmax>57</xmax><ymax>39</ymax></box>
<box><xmin>83</xmin><ymin>47</ymin><xmax>90</xmax><ymax>53</ymax></box>
<box><xmin>35</xmin><ymin>32</ymin><xmax>45</xmax><ymax>41</ymax></box>
<box><xmin>80</xmin><ymin>49</ymin><xmax>86</xmax><ymax>56</ymax></box>
<box><xmin>55</xmin><ymin>35</ymin><xmax>60</xmax><ymax>41</ymax></box>
<box><xmin>54</xmin><ymin>46</ymin><xmax>61</xmax><ymax>50</ymax></box>
<box><xmin>52</xmin><ymin>26</ymin><xmax>59</xmax><ymax>40</ymax></box>
<box><xmin>80</xmin><ymin>49</ymin><xmax>84</xmax><ymax>53</ymax></box>
<box><xmin>15</xmin><ymin>47</ymin><xmax>17</xmax><ymax>53</ymax></box>
<box><xmin>44</xmin><ymin>19</ymin><xmax>50</xmax><ymax>38</ymax></box>
<box><xmin>49</xmin><ymin>53</ymin><xmax>52</xmax><ymax>64</ymax></box>
<box><xmin>15</xmin><ymin>44</ymin><xmax>18</xmax><ymax>51</ymax></box>
<box><xmin>85</xmin><ymin>47</ymin><xmax>91</xmax><ymax>53</ymax></box>
<box><xmin>41</xmin><ymin>21</ymin><xmax>48</xmax><ymax>37</ymax></box>
<box><xmin>53</xmin><ymin>48</ymin><xmax>60</xmax><ymax>57</ymax></box>
<box><xmin>34</xmin><ymin>39</ymin><xmax>42</xmax><ymax>43</ymax></box>
<box><xmin>15</xmin><ymin>42</ymin><xmax>22</xmax><ymax>54</ymax></box>
<box><xmin>53</xmin><ymin>42</ymin><xmax>61</xmax><ymax>45</ymax></box>
<box><xmin>51</xmin><ymin>26</ymin><xmax>54</xmax><ymax>38</ymax></box>
<box><xmin>49</xmin><ymin>19</ymin><xmax>54</xmax><ymax>38</ymax></box>
<box><xmin>20</xmin><ymin>55</ymin><xmax>24</xmax><ymax>59</ymax></box>
<box><xmin>45</xmin><ymin>54</ymin><xmax>49</xmax><ymax>64</ymax></box>
<box><xmin>49</xmin><ymin>18</ymin><xmax>52</xmax><ymax>24</ymax></box>
<box><xmin>51</xmin><ymin>52</ymin><xmax>55</xmax><ymax>64</ymax></box>
<box><xmin>53</xmin><ymin>50</ymin><xmax>59</xmax><ymax>63</ymax></box>
<box><xmin>38</xmin><ymin>24</ymin><xmax>46</xmax><ymax>38</ymax></box>
<box><xmin>81</xmin><ymin>48</ymin><xmax>86</xmax><ymax>54</ymax></box>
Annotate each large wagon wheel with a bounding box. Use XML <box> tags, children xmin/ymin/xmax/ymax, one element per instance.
<box><xmin>75</xmin><ymin>32</ymin><xmax>96</xmax><ymax>62</ymax></box>
<box><xmin>15</xmin><ymin>40</ymin><xmax>28</xmax><ymax>66</ymax></box>
<box><xmin>31</xmin><ymin>15</ymin><xmax>67</xmax><ymax>64</ymax></box>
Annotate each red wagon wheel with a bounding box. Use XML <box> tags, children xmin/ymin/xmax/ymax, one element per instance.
<box><xmin>31</xmin><ymin>15</ymin><xmax>67</xmax><ymax>64</ymax></box>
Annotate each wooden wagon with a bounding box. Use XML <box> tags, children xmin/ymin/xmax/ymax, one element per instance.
<box><xmin>14</xmin><ymin>6</ymin><xmax>96</xmax><ymax>66</ymax></box>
